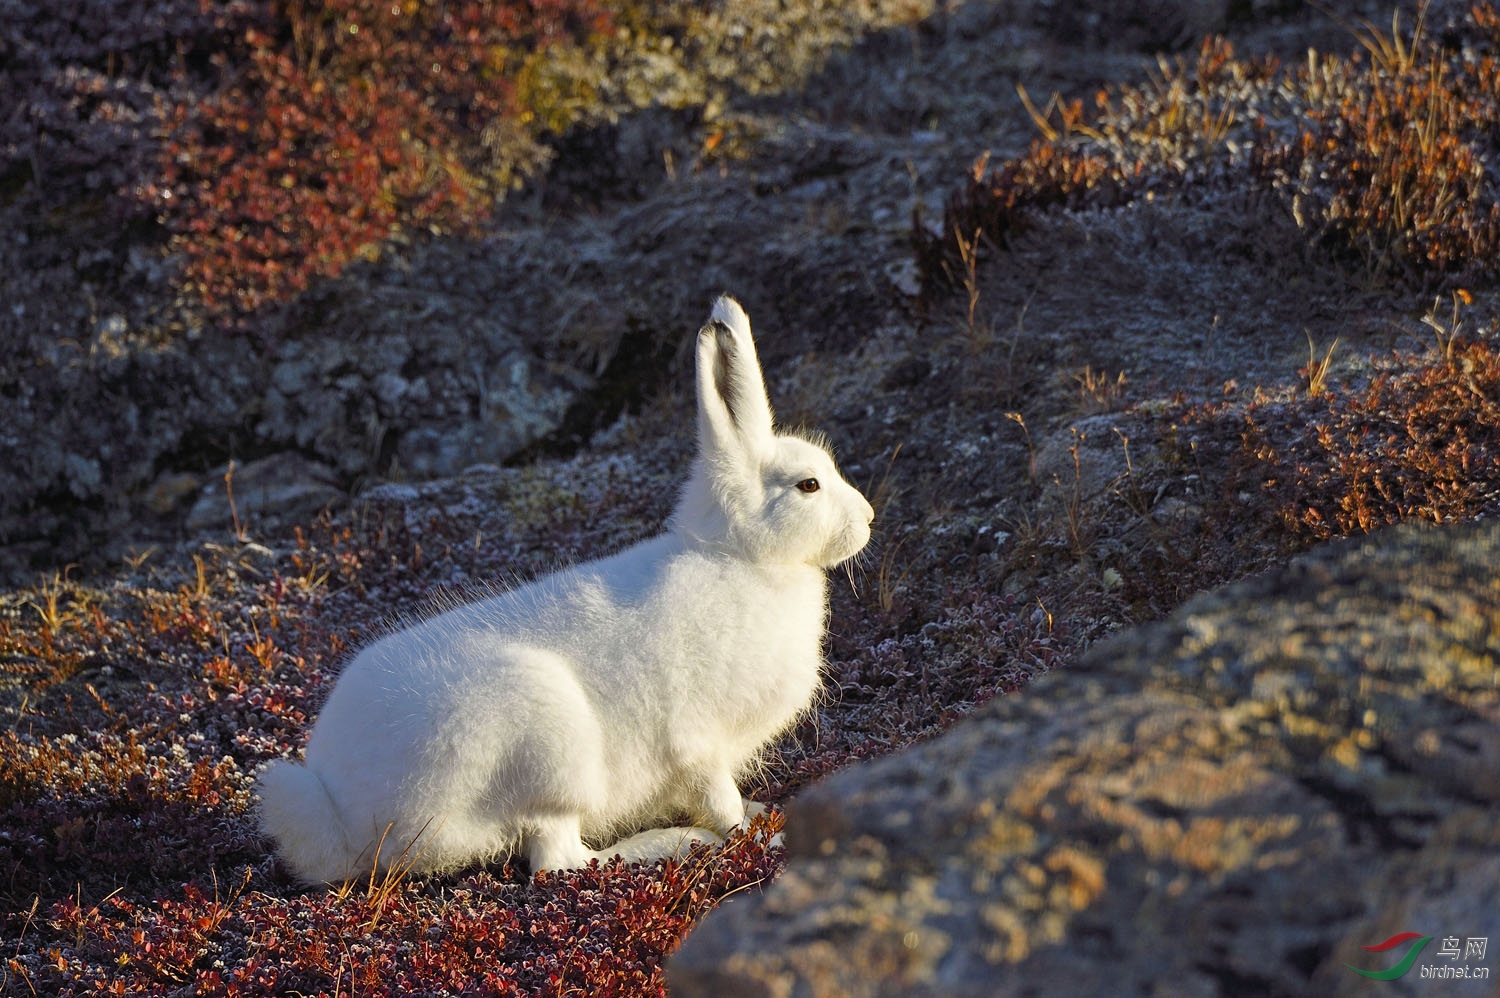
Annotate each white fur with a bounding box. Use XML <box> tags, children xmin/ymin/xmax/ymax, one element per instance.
<box><xmin>258</xmin><ymin>296</ymin><xmax>874</xmax><ymax>883</ymax></box>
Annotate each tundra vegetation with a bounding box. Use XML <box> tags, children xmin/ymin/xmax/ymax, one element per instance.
<box><xmin>4</xmin><ymin>1</ymin><xmax>1500</xmax><ymax>994</ymax></box>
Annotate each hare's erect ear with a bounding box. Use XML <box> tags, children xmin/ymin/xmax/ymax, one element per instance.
<box><xmin>696</xmin><ymin>296</ymin><xmax>775</xmax><ymax>456</ymax></box>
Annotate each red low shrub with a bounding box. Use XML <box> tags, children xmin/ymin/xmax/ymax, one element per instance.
<box><xmin>153</xmin><ymin>0</ymin><xmax>613</xmax><ymax>317</ymax></box>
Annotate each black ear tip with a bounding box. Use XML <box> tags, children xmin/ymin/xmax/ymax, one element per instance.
<box><xmin>701</xmin><ymin>318</ymin><xmax>740</xmax><ymax>357</ymax></box>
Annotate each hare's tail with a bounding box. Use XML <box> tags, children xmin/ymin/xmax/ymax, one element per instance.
<box><xmin>257</xmin><ymin>760</ymin><xmax>358</xmax><ymax>884</ymax></box>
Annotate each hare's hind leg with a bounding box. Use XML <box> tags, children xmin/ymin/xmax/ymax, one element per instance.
<box><xmin>597</xmin><ymin>826</ymin><xmax>721</xmax><ymax>865</ymax></box>
<box><xmin>526</xmin><ymin>815</ymin><xmax>719</xmax><ymax>870</ymax></box>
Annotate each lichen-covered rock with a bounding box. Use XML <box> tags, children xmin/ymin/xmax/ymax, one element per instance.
<box><xmin>670</xmin><ymin>520</ymin><xmax>1500</xmax><ymax>997</ymax></box>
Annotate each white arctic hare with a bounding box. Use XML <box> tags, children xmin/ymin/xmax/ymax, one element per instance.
<box><xmin>258</xmin><ymin>296</ymin><xmax>874</xmax><ymax>883</ymax></box>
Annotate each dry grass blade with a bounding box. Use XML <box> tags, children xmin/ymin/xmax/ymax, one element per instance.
<box><xmin>876</xmin><ymin>531</ymin><xmax>916</xmax><ymax>614</ymax></box>
<box><xmin>1073</xmin><ymin>365</ymin><xmax>1128</xmax><ymax>411</ymax></box>
<box><xmin>1421</xmin><ymin>289</ymin><xmax>1470</xmax><ymax>361</ymax></box>
<box><xmin>1005</xmin><ymin>412</ymin><xmax>1037</xmax><ymax>481</ymax></box>
<box><xmin>4</xmin><ymin>896</ymin><xmax>41</xmax><ymax>996</ymax></box>
<box><xmin>1016</xmin><ymin>82</ymin><xmax>1060</xmax><ymax>142</ymax></box>
<box><xmin>1201</xmin><ymin>100</ymin><xmax>1236</xmax><ymax>151</ymax></box>
<box><xmin>1056</xmin><ymin>427</ymin><xmax>1091</xmax><ymax>559</ymax></box>
<box><xmin>333</xmin><ymin>817</ymin><xmax>438</xmax><ymax>931</ymax></box>
<box><xmin>1110</xmin><ymin>428</ymin><xmax>1154</xmax><ymax>518</ymax></box>
<box><xmin>1303</xmin><ymin>333</ymin><xmax>1340</xmax><ymax>397</ymax></box>
<box><xmin>1351</xmin><ymin>4</ymin><xmax>1427</xmax><ymax>77</ymax></box>
<box><xmin>952</xmin><ymin>227</ymin><xmax>985</xmax><ymax>343</ymax></box>
<box><xmin>225</xmin><ymin>460</ymin><xmax>250</xmax><ymax>544</ymax></box>
<box><xmin>25</xmin><ymin>574</ymin><xmax>66</xmax><ymax>636</ymax></box>
<box><xmin>866</xmin><ymin>443</ymin><xmax>905</xmax><ymax>522</ymax></box>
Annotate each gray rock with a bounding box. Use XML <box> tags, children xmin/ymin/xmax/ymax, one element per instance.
<box><xmin>270</xmin><ymin>355</ymin><xmax>315</xmax><ymax>397</ymax></box>
<box><xmin>254</xmin><ymin>273</ymin><xmax>594</xmax><ymax>482</ymax></box>
<box><xmin>61</xmin><ymin>452</ymin><xmax>104</xmax><ymax>497</ymax></box>
<box><xmin>393</xmin><ymin>404</ymin><xmax>560</xmax><ymax>481</ymax></box>
<box><xmin>1019</xmin><ymin>0</ymin><xmax>1232</xmax><ymax>51</ymax></box>
<box><xmin>371</xmin><ymin>371</ymin><xmax>412</xmax><ymax>413</ymax></box>
<box><xmin>184</xmin><ymin>453</ymin><xmax>344</xmax><ymax>535</ymax></box>
<box><xmin>1032</xmin><ymin>413</ymin><xmax>1154</xmax><ymax>505</ymax></box>
<box><xmin>143</xmin><ymin>471</ymin><xmax>203</xmax><ymax>515</ymax></box>
<box><xmin>670</xmin><ymin>520</ymin><xmax>1500</xmax><ymax>997</ymax></box>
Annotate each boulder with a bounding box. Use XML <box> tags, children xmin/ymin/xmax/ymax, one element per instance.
<box><xmin>184</xmin><ymin>453</ymin><xmax>343</xmax><ymax>535</ymax></box>
<box><xmin>255</xmin><ymin>263</ymin><xmax>594</xmax><ymax>480</ymax></box>
<box><xmin>670</xmin><ymin>520</ymin><xmax>1500</xmax><ymax>996</ymax></box>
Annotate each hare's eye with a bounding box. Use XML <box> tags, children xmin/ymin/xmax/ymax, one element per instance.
<box><xmin>796</xmin><ymin>478</ymin><xmax>820</xmax><ymax>494</ymax></box>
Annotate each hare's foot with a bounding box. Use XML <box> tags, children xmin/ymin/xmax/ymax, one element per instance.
<box><xmin>600</xmin><ymin>825</ymin><xmax>721</xmax><ymax>865</ymax></box>
<box><xmin>527</xmin><ymin>815</ymin><xmax>720</xmax><ymax>871</ymax></box>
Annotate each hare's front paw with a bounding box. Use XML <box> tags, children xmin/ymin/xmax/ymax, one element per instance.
<box><xmin>693</xmin><ymin>772</ymin><xmax>747</xmax><ymax>835</ymax></box>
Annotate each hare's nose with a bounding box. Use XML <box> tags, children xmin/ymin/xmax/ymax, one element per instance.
<box><xmin>861</xmin><ymin>496</ymin><xmax>875</xmax><ymax>525</ymax></box>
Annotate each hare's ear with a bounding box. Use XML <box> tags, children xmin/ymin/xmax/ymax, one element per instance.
<box><xmin>696</xmin><ymin>296</ymin><xmax>775</xmax><ymax>458</ymax></box>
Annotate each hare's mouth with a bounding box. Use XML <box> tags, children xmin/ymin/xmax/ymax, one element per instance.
<box><xmin>820</xmin><ymin>521</ymin><xmax>871</xmax><ymax>569</ymax></box>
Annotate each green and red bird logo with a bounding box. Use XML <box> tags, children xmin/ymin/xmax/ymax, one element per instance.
<box><xmin>1345</xmin><ymin>932</ymin><xmax>1434</xmax><ymax>981</ymax></box>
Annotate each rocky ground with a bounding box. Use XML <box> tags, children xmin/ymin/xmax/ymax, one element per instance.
<box><xmin>4</xmin><ymin>0</ymin><xmax>1499</xmax><ymax>994</ymax></box>
<box><xmin>670</xmin><ymin>520</ymin><xmax>1500</xmax><ymax>996</ymax></box>
<box><xmin>0</xmin><ymin>0</ymin><xmax>1394</xmax><ymax>584</ymax></box>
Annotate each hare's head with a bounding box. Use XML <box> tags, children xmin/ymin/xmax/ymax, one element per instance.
<box><xmin>671</xmin><ymin>297</ymin><xmax>874</xmax><ymax>568</ymax></box>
